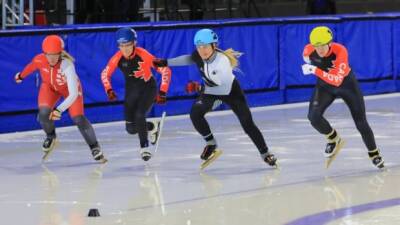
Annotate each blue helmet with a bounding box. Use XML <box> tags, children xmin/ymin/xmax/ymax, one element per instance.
<box><xmin>193</xmin><ymin>29</ymin><xmax>218</xmax><ymax>46</ymax></box>
<box><xmin>116</xmin><ymin>27</ymin><xmax>137</xmax><ymax>44</ymax></box>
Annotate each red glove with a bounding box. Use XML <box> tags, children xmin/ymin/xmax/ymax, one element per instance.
<box><xmin>185</xmin><ymin>81</ymin><xmax>201</xmax><ymax>94</ymax></box>
<box><xmin>106</xmin><ymin>89</ymin><xmax>117</xmax><ymax>101</ymax></box>
<box><xmin>155</xmin><ymin>91</ymin><xmax>167</xmax><ymax>105</ymax></box>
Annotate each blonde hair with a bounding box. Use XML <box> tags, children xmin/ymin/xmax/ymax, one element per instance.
<box><xmin>218</xmin><ymin>48</ymin><xmax>243</xmax><ymax>68</ymax></box>
<box><xmin>61</xmin><ymin>50</ymin><xmax>75</xmax><ymax>62</ymax></box>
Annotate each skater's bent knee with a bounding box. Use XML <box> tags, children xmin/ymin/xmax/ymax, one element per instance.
<box><xmin>126</xmin><ymin>122</ymin><xmax>138</xmax><ymax>134</ymax></box>
<box><xmin>190</xmin><ymin>105</ymin><xmax>206</xmax><ymax>119</ymax></box>
<box><xmin>72</xmin><ymin>115</ymin><xmax>89</xmax><ymax>126</ymax></box>
<box><xmin>38</xmin><ymin>107</ymin><xmax>52</xmax><ymax>122</ymax></box>
<box><xmin>72</xmin><ymin>116</ymin><xmax>93</xmax><ymax>130</ymax></box>
<box><xmin>133</xmin><ymin>111</ymin><xmax>146</xmax><ymax>122</ymax></box>
<box><xmin>307</xmin><ymin>110</ymin><xmax>322</xmax><ymax>124</ymax></box>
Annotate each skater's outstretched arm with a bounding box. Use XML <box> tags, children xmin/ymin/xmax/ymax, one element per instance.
<box><xmin>153</xmin><ymin>55</ymin><xmax>195</xmax><ymax>67</ymax></box>
<box><xmin>136</xmin><ymin>48</ymin><xmax>172</xmax><ymax>104</ymax></box>
<box><xmin>146</xmin><ymin>50</ymin><xmax>172</xmax><ymax>95</ymax></box>
<box><xmin>168</xmin><ymin>55</ymin><xmax>195</xmax><ymax>66</ymax></box>
<box><xmin>15</xmin><ymin>55</ymin><xmax>41</xmax><ymax>82</ymax></box>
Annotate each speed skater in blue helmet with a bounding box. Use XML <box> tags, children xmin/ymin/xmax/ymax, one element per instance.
<box><xmin>193</xmin><ymin>28</ymin><xmax>219</xmax><ymax>46</ymax></box>
<box><xmin>116</xmin><ymin>27</ymin><xmax>137</xmax><ymax>44</ymax></box>
<box><xmin>115</xmin><ymin>27</ymin><xmax>138</xmax><ymax>58</ymax></box>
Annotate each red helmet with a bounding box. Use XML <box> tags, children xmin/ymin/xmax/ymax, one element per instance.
<box><xmin>42</xmin><ymin>35</ymin><xmax>64</xmax><ymax>54</ymax></box>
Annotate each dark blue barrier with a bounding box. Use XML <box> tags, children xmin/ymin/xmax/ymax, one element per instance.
<box><xmin>394</xmin><ymin>17</ymin><xmax>400</xmax><ymax>90</ymax></box>
<box><xmin>341</xmin><ymin>20</ymin><xmax>392</xmax><ymax>80</ymax></box>
<box><xmin>1</xmin><ymin>13</ymin><xmax>400</xmax><ymax>133</ymax></box>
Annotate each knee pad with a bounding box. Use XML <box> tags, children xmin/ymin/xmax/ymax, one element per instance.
<box><xmin>37</xmin><ymin>107</ymin><xmax>52</xmax><ymax>123</ymax></box>
<box><xmin>126</xmin><ymin>122</ymin><xmax>138</xmax><ymax>134</ymax></box>
<box><xmin>190</xmin><ymin>109</ymin><xmax>199</xmax><ymax>122</ymax></box>
<box><xmin>307</xmin><ymin>110</ymin><xmax>322</xmax><ymax>125</ymax></box>
<box><xmin>72</xmin><ymin>115</ymin><xmax>90</xmax><ymax>129</ymax></box>
<box><xmin>190</xmin><ymin>103</ymin><xmax>205</xmax><ymax>120</ymax></box>
<box><xmin>134</xmin><ymin>111</ymin><xmax>146</xmax><ymax>122</ymax></box>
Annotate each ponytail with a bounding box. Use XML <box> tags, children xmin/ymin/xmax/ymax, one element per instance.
<box><xmin>61</xmin><ymin>50</ymin><xmax>75</xmax><ymax>62</ymax></box>
<box><xmin>218</xmin><ymin>48</ymin><xmax>243</xmax><ymax>68</ymax></box>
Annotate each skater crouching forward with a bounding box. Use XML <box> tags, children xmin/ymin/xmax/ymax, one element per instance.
<box><xmin>101</xmin><ymin>27</ymin><xmax>171</xmax><ymax>161</ymax></box>
<box><xmin>302</xmin><ymin>26</ymin><xmax>384</xmax><ymax>169</ymax></box>
<box><xmin>15</xmin><ymin>35</ymin><xmax>106</xmax><ymax>163</ymax></box>
<box><xmin>153</xmin><ymin>28</ymin><xmax>278</xmax><ymax>169</ymax></box>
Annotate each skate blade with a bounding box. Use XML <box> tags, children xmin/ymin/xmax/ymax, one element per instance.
<box><xmin>200</xmin><ymin>150</ymin><xmax>222</xmax><ymax>170</ymax></box>
<box><xmin>273</xmin><ymin>161</ymin><xmax>280</xmax><ymax>170</ymax></box>
<box><xmin>98</xmin><ymin>158</ymin><xmax>108</xmax><ymax>164</ymax></box>
<box><xmin>325</xmin><ymin>139</ymin><xmax>345</xmax><ymax>169</ymax></box>
<box><xmin>379</xmin><ymin>166</ymin><xmax>387</xmax><ymax>172</ymax></box>
<box><xmin>154</xmin><ymin>111</ymin><xmax>166</xmax><ymax>153</ymax></box>
<box><xmin>374</xmin><ymin>159</ymin><xmax>385</xmax><ymax>170</ymax></box>
<box><xmin>41</xmin><ymin>139</ymin><xmax>59</xmax><ymax>163</ymax></box>
<box><xmin>369</xmin><ymin>154</ymin><xmax>385</xmax><ymax>170</ymax></box>
<box><xmin>378</xmin><ymin>165</ymin><xmax>386</xmax><ymax>171</ymax></box>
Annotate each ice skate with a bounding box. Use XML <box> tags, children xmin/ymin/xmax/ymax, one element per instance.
<box><xmin>325</xmin><ymin>135</ymin><xmax>345</xmax><ymax>169</ymax></box>
<box><xmin>368</xmin><ymin>148</ymin><xmax>384</xmax><ymax>169</ymax></box>
<box><xmin>149</xmin><ymin>112</ymin><xmax>166</xmax><ymax>146</ymax></box>
<box><xmin>261</xmin><ymin>152</ymin><xmax>279</xmax><ymax>169</ymax></box>
<box><xmin>42</xmin><ymin>136</ymin><xmax>58</xmax><ymax>162</ymax></box>
<box><xmin>149</xmin><ymin>120</ymin><xmax>161</xmax><ymax>145</ymax></box>
<box><xmin>91</xmin><ymin>145</ymin><xmax>107</xmax><ymax>164</ymax></box>
<box><xmin>200</xmin><ymin>145</ymin><xmax>222</xmax><ymax>170</ymax></box>
<box><xmin>140</xmin><ymin>146</ymin><xmax>152</xmax><ymax>161</ymax></box>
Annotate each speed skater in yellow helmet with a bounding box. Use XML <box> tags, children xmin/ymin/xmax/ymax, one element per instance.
<box><xmin>309</xmin><ymin>26</ymin><xmax>333</xmax><ymax>46</ymax></box>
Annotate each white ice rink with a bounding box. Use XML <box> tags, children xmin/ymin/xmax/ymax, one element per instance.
<box><xmin>1</xmin><ymin>93</ymin><xmax>400</xmax><ymax>225</ymax></box>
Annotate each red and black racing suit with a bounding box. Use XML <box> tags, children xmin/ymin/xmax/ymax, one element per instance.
<box><xmin>303</xmin><ymin>42</ymin><xmax>377</xmax><ymax>150</ymax></box>
<box><xmin>102</xmin><ymin>47</ymin><xmax>171</xmax><ymax>148</ymax></box>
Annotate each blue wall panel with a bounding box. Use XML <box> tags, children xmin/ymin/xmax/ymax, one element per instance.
<box><xmin>219</xmin><ymin>25</ymin><xmax>279</xmax><ymax>91</ymax></box>
<box><xmin>393</xmin><ymin>18</ymin><xmax>400</xmax><ymax>90</ymax></box>
<box><xmin>0</xmin><ymin>35</ymin><xmax>44</xmax><ymax>112</ymax></box>
<box><xmin>341</xmin><ymin>20</ymin><xmax>393</xmax><ymax>80</ymax></box>
<box><xmin>1</xmin><ymin>13</ymin><xmax>400</xmax><ymax>133</ymax></box>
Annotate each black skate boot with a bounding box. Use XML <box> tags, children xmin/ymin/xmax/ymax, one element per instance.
<box><xmin>325</xmin><ymin>129</ymin><xmax>345</xmax><ymax>168</ymax></box>
<box><xmin>91</xmin><ymin>144</ymin><xmax>107</xmax><ymax>164</ymax></box>
<box><xmin>140</xmin><ymin>147</ymin><xmax>152</xmax><ymax>161</ymax></box>
<box><xmin>42</xmin><ymin>136</ymin><xmax>58</xmax><ymax>162</ymax></box>
<box><xmin>140</xmin><ymin>140</ymin><xmax>152</xmax><ymax>161</ymax></box>
<box><xmin>368</xmin><ymin>148</ymin><xmax>384</xmax><ymax>169</ymax></box>
<box><xmin>200</xmin><ymin>145</ymin><xmax>222</xmax><ymax>170</ymax></box>
<box><xmin>149</xmin><ymin>120</ymin><xmax>161</xmax><ymax>145</ymax></box>
<box><xmin>261</xmin><ymin>152</ymin><xmax>278</xmax><ymax>168</ymax></box>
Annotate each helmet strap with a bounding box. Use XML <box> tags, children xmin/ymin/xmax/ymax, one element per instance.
<box><xmin>125</xmin><ymin>46</ymin><xmax>136</xmax><ymax>59</ymax></box>
<box><xmin>205</xmin><ymin>50</ymin><xmax>218</xmax><ymax>63</ymax></box>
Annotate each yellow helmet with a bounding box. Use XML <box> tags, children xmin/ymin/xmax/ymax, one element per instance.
<box><xmin>309</xmin><ymin>26</ymin><xmax>333</xmax><ymax>46</ymax></box>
